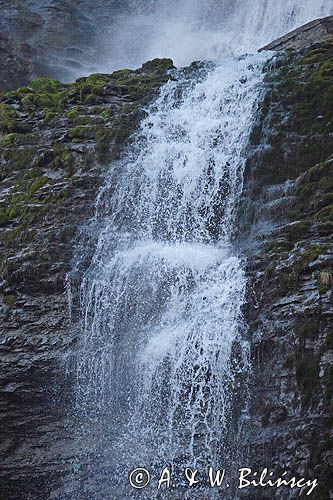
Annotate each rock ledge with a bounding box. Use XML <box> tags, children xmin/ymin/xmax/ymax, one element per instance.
<box><xmin>259</xmin><ymin>15</ymin><xmax>333</xmax><ymax>52</ymax></box>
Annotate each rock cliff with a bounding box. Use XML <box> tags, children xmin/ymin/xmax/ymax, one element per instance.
<box><xmin>0</xmin><ymin>58</ymin><xmax>175</xmax><ymax>499</ymax></box>
<box><xmin>240</xmin><ymin>41</ymin><xmax>333</xmax><ymax>499</ymax></box>
<box><xmin>0</xmin><ymin>0</ymin><xmax>128</xmax><ymax>91</ymax></box>
<box><xmin>260</xmin><ymin>15</ymin><xmax>333</xmax><ymax>52</ymax></box>
<box><xmin>0</xmin><ymin>22</ymin><xmax>332</xmax><ymax>500</ymax></box>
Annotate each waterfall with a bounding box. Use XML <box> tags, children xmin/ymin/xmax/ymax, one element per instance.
<box><xmin>98</xmin><ymin>0</ymin><xmax>333</xmax><ymax>72</ymax></box>
<box><xmin>70</xmin><ymin>54</ymin><xmax>266</xmax><ymax>498</ymax></box>
<box><xmin>68</xmin><ymin>1</ymin><xmax>332</xmax><ymax>497</ymax></box>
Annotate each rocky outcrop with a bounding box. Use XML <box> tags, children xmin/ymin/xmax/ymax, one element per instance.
<box><xmin>259</xmin><ymin>15</ymin><xmax>333</xmax><ymax>52</ymax></box>
<box><xmin>0</xmin><ymin>58</ymin><xmax>174</xmax><ymax>499</ymax></box>
<box><xmin>240</xmin><ymin>42</ymin><xmax>333</xmax><ymax>499</ymax></box>
<box><xmin>0</xmin><ymin>0</ymin><xmax>128</xmax><ymax>91</ymax></box>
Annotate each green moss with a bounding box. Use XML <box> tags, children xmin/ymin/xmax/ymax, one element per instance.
<box><xmin>75</xmin><ymin>76</ymin><xmax>110</xmax><ymax>102</ymax></box>
<box><xmin>61</xmin><ymin>150</ymin><xmax>73</xmax><ymax>176</ymax></box>
<box><xmin>29</xmin><ymin>77</ymin><xmax>62</xmax><ymax>93</ymax></box>
<box><xmin>141</xmin><ymin>58</ymin><xmax>174</xmax><ymax>72</ymax></box>
<box><xmin>22</xmin><ymin>92</ymin><xmax>65</xmax><ymax>111</ymax></box>
<box><xmin>68</xmin><ymin>126</ymin><xmax>95</xmax><ymax>141</ymax></box>
<box><xmin>0</xmin><ymin>132</ymin><xmax>38</xmax><ymax>148</ymax></box>
<box><xmin>296</xmin><ymin>355</ymin><xmax>320</xmax><ymax>407</ymax></box>
<box><xmin>303</xmin><ymin>159</ymin><xmax>333</xmax><ymax>182</ymax></box>
<box><xmin>298</xmin><ymin>167</ymin><xmax>333</xmax><ymax>210</ymax></box>
<box><xmin>0</xmin><ymin>133</ymin><xmax>19</xmax><ymax>147</ymax></box>
<box><xmin>318</xmin><ymin>176</ymin><xmax>333</xmax><ymax>193</ymax></box>
<box><xmin>17</xmin><ymin>85</ymin><xmax>32</xmax><ymax>95</ymax></box>
<box><xmin>4</xmin><ymin>294</ymin><xmax>16</xmax><ymax>306</ymax></box>
<box><xmin>256</xmin><ymin>44</ymin><xmax>333</xmax><ymax>187</ymax></box>
<box><xmin>0</xmin><ymin>208</ymin><xmax>10</xmax><ymax>226</ymax></box>
<box><xmin>96</xmin><ymin>126</ymin><xmax>112</xmax><ymax>162</ymax></box>
<box><xmin>316</xmin><ymin>204</ymin><xmax>333</xmax><ymax>221</ymax></box>
<box><xmin>16</xmin><ymin>133</ymin><xmax>39</xmax><ymax>146</ymax></box>
<box><xmin>15</xmin><ymin>77</ymin><xmax>66</xmax><ymax>112</ymax></box>
<box><xmin>43</xmin><ymin>111</ymin><xmax>57</xmax><ymax>125</ymax></box>
<box><xmin>101</xmin><ymin>109</ymin><xmax>112</xmax><ymax>120</ymax></box>
<box><xmin>27</xmin><ymin>177</ymin><xmax>49</xmax><ymax>196</ymax></box>
<box><xmin>4</xmin><ymin>222</ymin><xmax>37</xmax><ymax>245</ymax></box>
<box><xmin>301</xmin><ymin>49</ymin><xmax>328</xmax><ymax>65</ymax></box>
<box><xmin>1</xmin><ymin>148</ymin><xmax>35</xmax><ymax>175</ymax></box>
<box><xmin>67</xmin><ymin>107</ymin><xmax>80</xmax><ymax>121</ymax></box>
<box><xmin>295</xmin><ymin>245</ymin><xmax>330</xmax><ymax>272</ymax></box>
<box><xmin>310</xmin><ymin>58</ymin><xmax>333</xmax><ymax>82</ymax></box>
<box><xmin>0</xmin><ymin>104</ymin><xmax>30</xmax><ymax>134</ymax></box>
<box><xmin>268</xmin><ymin>241</ymin><xmax>293</xmax><ymax>253</ymax></box>
<box><xmin>296</xmin><ymin>320</ymin><xmax>319</xmax><ymax>339</ymax></box>
<box><xmin>298</xmin><ymin>182</ymin><xmax>315</xmax><ymax>201</ymax></box>
<box><xmin>85</xmin><ymin>74</ymin><xmax>111</xmax><ymax>85</ymax></box>
<box><xmin>83</xmin><ymin>94</ymin><xmax>99</xmax><ymax>105</ymax></box>
<box><xmin>111</xmin><ymin>69</ymin><xmax>131</xmax><ymax>78</ymax></box>
<box><xmin>122</xmin><ymin>103</ymin><xmax>134</xmax><ymax>114</ymax></box>
<box><xmin>0</xmin><ymin>174</ymin><xmax>53</xmax><ymax>226</ymax></box>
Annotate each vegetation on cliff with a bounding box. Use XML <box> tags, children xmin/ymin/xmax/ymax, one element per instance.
<box><xmin>246</xmin><ymin>41</ymin><xmax>332</xmax><ymax>500</ymax></box>
<box><xmin>0</xmin><ymin>58</ymin><xmax>174</xmax><ymax>235</ymax></box>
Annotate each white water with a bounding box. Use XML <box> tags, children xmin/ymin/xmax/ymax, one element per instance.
<box><xmin>99</xmin><ymin>0</ymin><xmax>333</xmax><ymax>71</ymax></box>
<box><xmin>72</xmin><ymin>55</ymin><xmax>266</xmax><ymax>497</ymax></box>
<box><xmin>69</xmin><ymin>1</ymin><xmax>333</xmax><ymax>497</ymax></box>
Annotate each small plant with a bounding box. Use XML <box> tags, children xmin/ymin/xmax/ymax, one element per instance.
<box><xmin>317</xmin><ymin>270</ymin><xmax>333</xmax><ymax>294</ymax></box>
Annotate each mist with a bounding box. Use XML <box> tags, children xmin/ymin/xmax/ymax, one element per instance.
<box><xmin>95</xmin><ymin>0</ymin><xmax>333</xmax><ymax>71</ymax></box>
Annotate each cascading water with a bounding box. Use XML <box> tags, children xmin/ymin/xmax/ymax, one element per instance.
<box><xmin>69</xmin><ymin>55</ymin><xmax>266</xmax><ymax>498</ymax></box>
<box><xmin>67</xmin><ymin>1</ymin><xmax>333</xmax><ymax>498</ymax></box>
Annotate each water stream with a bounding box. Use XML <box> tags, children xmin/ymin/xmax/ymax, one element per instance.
<box><xmin>70</xmin><ymin>55</ymin><xmax>266</xmax><ymax>498</ymax></box>
<box><xmin>68</xmin><ymin>1</ymin><xmax>332</xmax><ymax>498</ymax></box>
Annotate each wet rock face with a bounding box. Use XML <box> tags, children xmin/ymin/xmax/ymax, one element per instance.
<box><xmin>0</xmin><ymin>24</ymin><xmax>332</xmax><ymax>500</ymax></box>
<box><xmin>260</xmin><ymin>15</ymin><xmax>333</xmax><ymax>52</ymax></box>
<box><xmin>240</xmin><ymin>42</ymin><xmax>333</xmax><ymax>499</ymax></box>
<box><xmin>0</xmin><ymin>59</ymin><xmax>174</xmax><ymax>499</ymax></box>
<box><xmin>0</xmin><ymin>0</ymin><xmax>127</xmax><ymax>91</ymax></box>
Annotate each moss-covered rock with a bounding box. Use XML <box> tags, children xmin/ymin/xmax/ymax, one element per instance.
<box><xmin>250</xmin><ymin>42</ymin><xmax>333</xmax><ymax>186</ymax></box>
<box><xmin>0</xmin><ymin>57</ymin><xmax>174</xmax><ymax>253</ymax></box>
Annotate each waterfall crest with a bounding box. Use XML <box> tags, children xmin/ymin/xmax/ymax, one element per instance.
<box><xmin>99</xmin><ymin>0</ymin><xmax>333</xmax><ymax>71</ymax></box>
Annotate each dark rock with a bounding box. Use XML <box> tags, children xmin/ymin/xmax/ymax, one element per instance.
<box><xmin>239</xmin><ymin>40</ymin><xmax>333</xmax><ymax>499</ymax></box>
<box><xmin>259</xmin><ymin>15</ymin><xmax>333</xmax><ymax>52</ymax></box>
<box><xmin>0</xmin><ymin>61</ymin><xmax>173</xmax><ymax>499</ymax></box>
